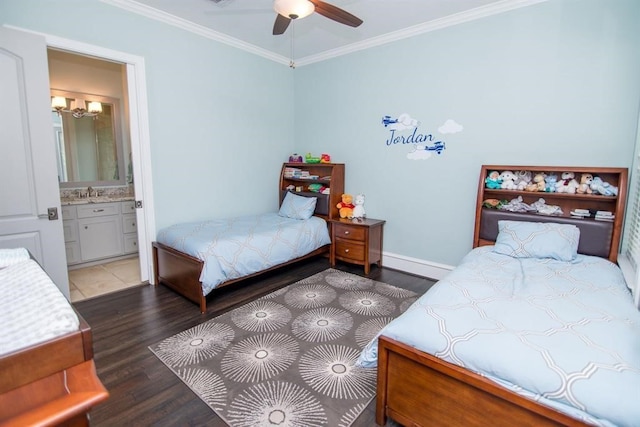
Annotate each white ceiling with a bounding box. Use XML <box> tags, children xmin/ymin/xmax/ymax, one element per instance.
<box><xmin>103</xmin><ymin>0</ymin><xmax>547</xmax><ymax>66</ymax></box>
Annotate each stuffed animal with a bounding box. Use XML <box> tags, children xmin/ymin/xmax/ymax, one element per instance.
<box><xmin>336</xmin><ymin>194</ymin><xmax>355</xmax><ymax>218</ymax></box>
<box><xmin>499</xmin><ymin>171</ymin><xmax>518</xmax><ymax>190</ymax></box>
<box><xmin>352</xmin><ymin>194</ymin><xmax>366</xmax><ymax>218</ymax></box>
<box><xmin>515</xmin><ymin>170</ymin><xmax>532</xmax><ymax>191</ymax></box>
<box><xmin>555</xmin><ymin>172</ymin><xmax>579</xmax><ymax>194</ymax></box>
<box><xmin>526</xmin><ymin>173</ymin><xmax>546</xmax><ymax>192</ymax></box>
<box><xmin>485</xmin><ymin>171</ymin><xmax>502</xmax><ymax>189</ymax></box>
<box><xmin>544</xmin><ymin>174</ymin><xmax>557</xmax><ymax>192</ymax></box>
<box><xmin>590</xmin><ymin>176</ymin><xmax>618</xmax><ymax>196</ymax></box>
<box><xmin>576</xmin><ymin>173</ymin><xmax>593</xmax><ymax>194</ymax></box>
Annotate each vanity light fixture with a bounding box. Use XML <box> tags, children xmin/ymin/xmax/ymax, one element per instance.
<box><xmin>51</xmin><ymin>96</ymin><xmax>102</xmax><ymax>119</ymax></box>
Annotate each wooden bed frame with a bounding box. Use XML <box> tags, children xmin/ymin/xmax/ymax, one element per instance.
<box><xmin>153</xmin><ymin>242</ymin><xmax>329</xmax><ymax>313</ymax></box>
<box><xmin>0</xmin><ymin>310</ymin><xmax>109</xmax><ymax>426</ymax></box>
<box><xmin>376</xmin><ymin>165</ymin><xmax>628</xmax><ymax>427</ymax></box>
<box><xmin>153</xmin><ymin>164</ymin><xmax>344</xmax><ymax>314</ymax></box>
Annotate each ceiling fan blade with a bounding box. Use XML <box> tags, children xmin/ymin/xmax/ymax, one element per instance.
<box><xmin>273</xmin><ymin>13</ymin><xmax>291</xmax><ymax>35</ymax></box>
<box><xmin>309</xmin><ymin>0</ymin><xmax>363</xmax><ymax>27</ymax></box>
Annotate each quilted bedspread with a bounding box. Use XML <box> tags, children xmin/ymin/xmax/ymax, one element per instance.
<box><xmin>358</xmin><ymin>246</ymin><xmax>640</xmax><ymax>426</ymax></box>
<box><xmin>156</xmin><ymin>213</ymin><xmax>331</xmax><ymax>296</ymax></box>
<box><xmin>0</xmin><ymin>259</ymin><xmax>80</xmax><ymax>356</ymax></box>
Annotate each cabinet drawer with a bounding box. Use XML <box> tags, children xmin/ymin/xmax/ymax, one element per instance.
<box><xmin>122</xmin><ymin>214</ymin><xmax>137</xmax><ymax>234</ymax></box>
<box><xmin>61</xmin><ymin>205</ymin><xmax>76</xmax><ymax>220</ymax></box>
<box><xmin>124</xmin><ymin>234</ymin><xmax>138</xmax><ymax>254</ymax></box>
<box><xmin>77</xmin><ymin>202</ymin><xmax>120</xmax><ymax>218</ymax></box>
<box><xmin>334</xmin><ymin>239</ymin><xmax>366</xmax><ymax>262</ymax></box>
<box><xmin>121</xmin><ymin>200</ymin><xmax>136</xmax><ymax>214</ymax></box>
<box><xmin>333</xmin><ymin>223</ymin><xmax>366</xmax><ymax>241</ymax></box>
<box><xmin>63</xmin><ymin>220</ymin><xmax>78</xmax><ymax>243</ymax></box>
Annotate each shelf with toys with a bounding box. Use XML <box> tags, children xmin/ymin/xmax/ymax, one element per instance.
<box><xmin>279</xmin><ymin>162</ymin><xmax>345</xmax><ymax>220</ymax></box>
<box><xmin>474</xmin><ymin>165</ymin><xmax>628</xmax><ymax>261</ymax></box>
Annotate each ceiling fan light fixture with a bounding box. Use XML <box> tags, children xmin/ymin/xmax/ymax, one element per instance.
<box><xmin>274</xmin><ymin>0</ymin><xmax>314</xmax><ymax>20</ymax></box>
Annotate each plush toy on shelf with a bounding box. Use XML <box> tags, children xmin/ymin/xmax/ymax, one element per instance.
<box><xmin>485</xmin><ymin>171</ymin><xmax>502</xmax><ymax>189</ymax></box>
<box><xmin>576</xmin><ymin>173</ymin><xmax>593</xmax><ymax>194</ymax></box>
<box><xmin>499</xmin><ymin>171</ymin><xmax>518</xmax><ymax>190</ymax></box>
<box><xmin>320</xmin><ymin>153</ymin><xmax>331</xmax><ymax>163</ymax></box>
<box><xmin>352</xmin><ymin>194</ymin><xmax>366</xmax><ymax>219</ymax></box>
<box><xmin>526</xmin><ymin>173</ymin><xmax>546</xmax><ymax>192</ymax></box>
<box><xmin>545</xmin><ymin>174</ymin><xmax>557</xmax><ymax>192</ymax></box>
<box><xmin>555</xmin><ymin>171</ymin><xmax>580</xmax><ymax>194</ymax></box>
<box><xmin>515</xmin><ymin>170</ymin><xmax>532</xmax><ymax>191</ymax></box>
<box><xmin>336</xmin><ymin>193</ymin><xmax>355</xmax><ymax>218</ymax></box>
<box><xmin>590</xmin><ymin>176</ymin><xmax>618</xmax><ymax>196</ymax></box>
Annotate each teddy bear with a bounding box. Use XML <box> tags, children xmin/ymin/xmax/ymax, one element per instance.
<box><xmin>485</xmin><ymin>171</ymin><xmax>502</xmax><ymax>189</ymax></box>
<box><xmin>555</xmin><ymin>171</ymin><xmax>579</xmax><ymax>194</ymax></box>
<box><xmin>336</xmin><ymin>193</ymin><xmax>355</xmax><ymax>218</ymax></box>
<box><xmin>352</xmin><ymin>194</ymin><xmax>366</xmax><ymax>218</ymax></box>
<box><xmin>526</xmin><ymin>173</ymin><xmax>546</xmax><ymax>192</ymax></box>
<box><xmin>499</xmin><ymin>171</ymin><xmax>518</xmax><ymax>190</ymax></box>
<box><xmin>515</xmin><ymin>170</ymin><xmax>532</xmax><ymax>191</ymax></box>
<box><xmin>576</xmin><ymin>173</ymin><xmax>593</xmax><ymax>194</ymax></box>
<box><xmin>544</xmin><ymin>174</ymin><xmax>557</xmax><ymax>192</ymax></box>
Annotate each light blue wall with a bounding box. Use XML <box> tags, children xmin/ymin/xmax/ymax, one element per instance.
<box><xmin>2</xmin><ymin>0</ymin><xmax>640</xmax><ymax>270</ymax></box>
<box><xmin>0</xmin><ymin>0</ymin><xmax>295</xmax><ymax>230</ymax></box>
<box><xmin>294</xmin><ymin>0</ymin><xmax>640</xmax><ymax>266</ymax></box>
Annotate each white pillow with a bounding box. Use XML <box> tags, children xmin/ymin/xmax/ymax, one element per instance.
<box><xmin>493</xmin><ymin>220</ymin><xmax>580</xmax><ymax>261</ymax></box>
<box><xmin>278</xmin><ymin>192</ymin><xmax>317</xmax><ymax>220</ymax></box>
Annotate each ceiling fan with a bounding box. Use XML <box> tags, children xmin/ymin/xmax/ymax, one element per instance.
<box><xmin>272</xmin><ymin>0</ymin><xmax>363</xmax><ymax>35</ymax></box>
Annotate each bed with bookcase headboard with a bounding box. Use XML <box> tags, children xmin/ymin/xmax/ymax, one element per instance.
<box><xmin>370</xmin><ymin>165</ymin><xmax>639</xmax><ymax>427</ymax></box>
<box><xmin>152</xmin><ymin>163</ymin><xmax>344</xmax><ymax>313</ymax></box>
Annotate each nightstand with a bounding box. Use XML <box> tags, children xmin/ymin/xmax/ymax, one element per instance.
<box><xmin>330</xmin><ymin>218</ymin><xmax>385</xmax><ymax>274</ymax></box>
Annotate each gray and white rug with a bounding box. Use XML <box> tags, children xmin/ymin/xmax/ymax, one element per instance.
<box><xmin>149</xmin><ymin>268</ymin><xmax>418</xmax><ymax>427</ymax></box>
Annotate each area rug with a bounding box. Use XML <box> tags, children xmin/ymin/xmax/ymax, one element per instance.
<box><xmin>149</xmin><ymin>268</ymin><xmax>418</xmax><ymax>427</ymax></box>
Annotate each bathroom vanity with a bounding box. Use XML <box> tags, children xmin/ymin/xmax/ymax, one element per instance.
<box><xmin>62</xmin><ymin>198</ymin><xmax>138</xmax><ymax>267</ymax></box>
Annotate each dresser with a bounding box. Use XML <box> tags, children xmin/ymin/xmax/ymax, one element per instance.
<box><xmin>330</xmin><ymin>218</ymin><xmax>385</xmax><ymax>274</ymax></box>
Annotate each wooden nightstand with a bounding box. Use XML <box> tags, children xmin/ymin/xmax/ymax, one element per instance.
<box><xmin>330</xmin><ymin>218</ymin><xmax>385</xmax><ymax>274</ymax></box>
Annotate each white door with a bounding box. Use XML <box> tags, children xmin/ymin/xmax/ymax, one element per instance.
<box><xmin>0</xmin><ymin>27</ymin><xmax>69</xmax><ymax>298</ymax></box>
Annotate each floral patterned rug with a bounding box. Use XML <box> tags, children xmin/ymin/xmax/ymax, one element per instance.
<box><xmin>149</xmin><ymin>268</ymin><xmax>418</xmax><ymax>427</ymax></box>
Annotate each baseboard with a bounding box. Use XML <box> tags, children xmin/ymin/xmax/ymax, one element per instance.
<box><xmin>382</xmin><ymin>251</ymin><xmax>453</xmax><ymax>281</ymax></box>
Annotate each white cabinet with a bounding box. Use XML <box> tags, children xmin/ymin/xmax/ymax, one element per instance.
<box><xmin>63</xmin><ymin>200</ymin><xmax>138</xmax><ymax>266</ymax></box>
<box><xmin>121</xmin><ymin>201</ymin><xmax>138</xmax><ymax>254</ymax></box>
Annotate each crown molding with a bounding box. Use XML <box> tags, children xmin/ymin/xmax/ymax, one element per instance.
<box><xmin>100</xmin><ymin>0</ymin><xmax>290</xmax><ymax>66</ymax></box>
<box><xmin>101</xmin><ymin>0</ymin><xmax>549</xmax><ymax>68</ymax></box>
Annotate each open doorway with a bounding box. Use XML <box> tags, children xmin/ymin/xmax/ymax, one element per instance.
<box><xmin>48</xmin><ymin>48</ymin><xmax>143</xmax><ymax>302</ymax></box>
<box><xmin>40</xmin><ymin>32</ymin><xmax>156</xmax><ymax>299</ymax></box>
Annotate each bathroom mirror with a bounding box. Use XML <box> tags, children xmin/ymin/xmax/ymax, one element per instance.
<box><xmin>52</xmin><ymin>90</ymin><xmax>126</xmax><ymax>188</ymax></box>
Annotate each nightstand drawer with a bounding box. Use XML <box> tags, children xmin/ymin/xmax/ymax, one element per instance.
<box><xmin>333</xmin><ymin>223</ymin><xmax>366</xmax><ymax>241</ymax></box>
<box><xmin>334</xmin><ymin>239</ymin><xmax>366</xmax><ymax>262</ymax></box>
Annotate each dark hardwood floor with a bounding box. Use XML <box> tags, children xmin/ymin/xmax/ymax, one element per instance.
<box><xmin>74</xmin><ymin>257</ymin><xmax>437</xmax><ymax>426</ymax></box>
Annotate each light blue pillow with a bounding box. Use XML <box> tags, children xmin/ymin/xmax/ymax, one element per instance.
<box><xmin>493</xmin><ymin>220</ymin><xmax>580</xmax><ymax>261</ymax></box>
<box><xmin>278</xmin><ymin>192</ymin><xmax>317</xmax><ymax>220</ymax></box>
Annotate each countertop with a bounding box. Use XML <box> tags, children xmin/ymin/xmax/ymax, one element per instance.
<box><xmin>61</xmin><ymin>196</ymin><xmax>135</xmax><ymax>206</ymax></box>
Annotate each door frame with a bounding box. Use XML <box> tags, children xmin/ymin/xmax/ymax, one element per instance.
<box><xmin>6</xmin><ymin>25</ymin><xmax>156</xmax><ymax>284</ymax></box>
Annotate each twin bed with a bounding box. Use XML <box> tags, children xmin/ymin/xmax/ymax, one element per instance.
<box><xmin>153</xmin><ymin>188</ymin><xmax>334</xmax><ymax>313</ymax></box>
<box><xmin>364</xmin><ymin>165</ymin><xmax>639</xmax><ymax>426</ymax></box>
<box><xmin>0</xmin><ymin>248</ymin><xmax>108</xmax><ymax>425</ymax></box>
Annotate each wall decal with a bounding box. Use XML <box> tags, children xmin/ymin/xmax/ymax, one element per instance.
<box><xmin>438</xmin><ymin>119</ymin><xmax>464</xmax><ymax>134</ymax></box>
<box><xmin>382</xmin><ymin>114</ymin><xmax>463</xmax><ymax>160</ymax></box>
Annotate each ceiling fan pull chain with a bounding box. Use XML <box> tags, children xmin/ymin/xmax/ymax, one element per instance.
<box><xmin>289</xmin><ymin>20</ymin><xmax>295</xmax><ymax>69</ymax></box>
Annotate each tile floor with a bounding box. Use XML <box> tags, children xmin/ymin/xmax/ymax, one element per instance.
<box><xmin>69</xmin><ymin>257</ymin><xmax>144</xmax><ymax>302</ymax></box>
